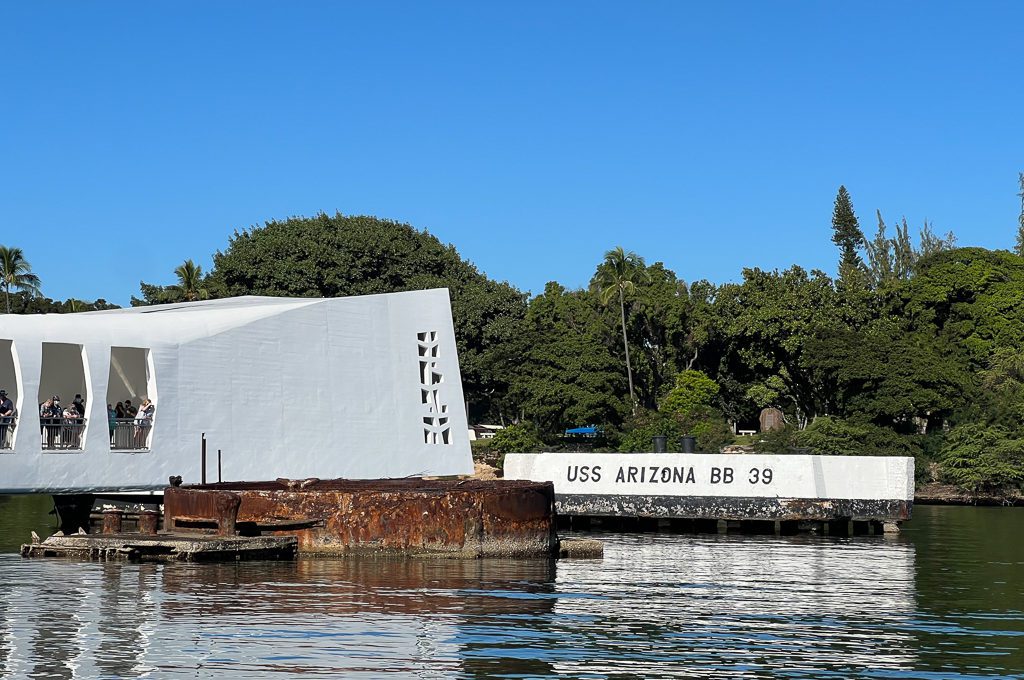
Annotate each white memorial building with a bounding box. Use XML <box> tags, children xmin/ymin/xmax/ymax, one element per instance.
<box><xmin>0</xmin><ymin>290</ymin><xmax>473</xmax><ymax>493</ymax></box>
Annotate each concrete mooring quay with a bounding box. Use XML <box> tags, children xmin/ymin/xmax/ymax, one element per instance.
<box><xmin>22</xmin><ymin>533</ymin><xmax>297</xmax><ymax>562</ymax></box>
<box><xmin>164</xmin><ymin>478</ymin><xmax>560</xmax><ymax>558</ymax></box>
<box><xmin>504</xmin><ymin>452</ymin><xmax>915</xmax><ymax>535</ymax></box>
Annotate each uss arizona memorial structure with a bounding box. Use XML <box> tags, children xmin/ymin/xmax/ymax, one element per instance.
<box><xmin>0</xmin><ymin>290</ymin><xmax>474</xmax><ymax>494</ymax></box>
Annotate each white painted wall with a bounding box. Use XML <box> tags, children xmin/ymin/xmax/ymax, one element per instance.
<box><xmin>0</xmin><ymin>291</ymin><xmax>472</xmax><ymax>492</ymax></box>
<box><xmin>503</xmin><ymin>453</ymin><xmax>915</xmax><ymax>501</ymax></box>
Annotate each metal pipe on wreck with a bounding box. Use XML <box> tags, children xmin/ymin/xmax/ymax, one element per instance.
<box><xmin>201</xmin><ymin>432</ymin><xmax>207</xmax><ymax>485</ymax></box>
<box><xmin>218</xmin><ymin>449</ymin><xmax>222</xmax><ymax>483</ymax></box>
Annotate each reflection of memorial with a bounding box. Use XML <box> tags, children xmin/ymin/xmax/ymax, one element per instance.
<box><xmin>549</xmin><ymin>534</ymin><xmax>918</xmax><ymax>677</ymax></box>
<box><xmin>0</xmin><ymin>555</ymin><xmax>558</xmax><ymax>678</ymax></box>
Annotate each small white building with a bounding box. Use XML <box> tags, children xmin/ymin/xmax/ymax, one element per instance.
<box><xmin>0</xmin><ymin>290</ymin><xmax>472</xmax><ymax>493</ymax></box>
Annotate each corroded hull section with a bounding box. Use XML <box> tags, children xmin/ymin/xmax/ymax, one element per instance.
<box><xmin>165</xmin><ymin>479</ymin><xmax>558</xmax><ymax>558</ymax></box>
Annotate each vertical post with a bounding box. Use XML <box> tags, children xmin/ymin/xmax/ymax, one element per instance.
<box><xmin>217</xmin><ymin>449</ymin><xmax>222</xmax><ymax>483</ymax></box>
<box><xmin>201</xmin><ymin>433</ymin><xmax>207</xmax><ymax>485</ymax></box>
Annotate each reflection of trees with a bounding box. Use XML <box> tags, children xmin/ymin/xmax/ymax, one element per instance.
<box><xmin>908</xmin><ymin>506</ymin><xmax>1024</xmax><ymax>674</ymax></box>
<box><xmin>0</xmin><ymin>494</ymin><xmax>58</xmax><ymax>554</ymax></box>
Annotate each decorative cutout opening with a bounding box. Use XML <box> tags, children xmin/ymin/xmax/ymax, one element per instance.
<box><xmin>38</xmin><ymin>343</ymin><xmax>88</xmax><ymax>452</ymax></box>
<box><xmin>417</xmin><ymin>331</ymin><xmax>451</xmax><ymax>445</ymax></box>
<box><xmin>107</xmin><ymin>347</ymin><xmax>157</xmax><ymax>451</ymax></box>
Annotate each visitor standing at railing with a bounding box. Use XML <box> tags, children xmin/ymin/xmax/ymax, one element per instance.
<box><xmin>0</xmin><ymin>390</ymin><xmax>14</xmax><ymax>449</ymax></box>
<box><xmin>39</xmin><ymin>396</ymin><xmax>61</xmax><ymax>449</ymax></box>
<box><xmin>134</xmin><ymin>398</ymin><xmax>155</xmax><ymax>448</ymax></box>
<box><xmin>107</xmin><ymin>403</ymin><xmax>116</xmax><ymax>443</ymax></box>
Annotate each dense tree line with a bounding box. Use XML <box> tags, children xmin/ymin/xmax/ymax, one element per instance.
<box><xmin>120</xmin><ymin>182</ymin><xmax>1024</xmax><ymax>495</ymax></box>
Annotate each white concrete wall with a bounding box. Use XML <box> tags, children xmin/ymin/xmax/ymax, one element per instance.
<box><xmin>0</xmin><ymin>290</ymin><xmax>472</xmax><ymax>492</ymax></box>
<box><xmin>503</xmin><ymin>453</ymin><xmax>915</xmax><ymax>501</ymax></box>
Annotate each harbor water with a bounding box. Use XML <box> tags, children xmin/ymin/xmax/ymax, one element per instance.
<box><xmin>0</xmin><ymin>497</ymin><xmax>1022</xmax><ymax>678</ymax></box>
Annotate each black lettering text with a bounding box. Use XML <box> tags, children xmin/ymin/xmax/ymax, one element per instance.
<box><xmin>591</xmin><ymin>465</ymin><xmax>602</xmax><ymax>482</ymax></box>
<box><xmin>615</xmin><ymin>467</ymin><xmax>625</xmax><ymax>483</ymax></box>
<box><xmin>627</xmin><ymin>466</ymin><xmax>638</xmax><ymax>483</ymax></box>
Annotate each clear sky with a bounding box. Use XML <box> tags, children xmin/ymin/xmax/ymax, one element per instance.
<box><xmin>2</xmin><ymin>2</ymin><xmax>1022</xmax><ymax>306</ymax></box>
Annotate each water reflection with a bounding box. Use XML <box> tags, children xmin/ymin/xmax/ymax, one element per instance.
<box><xmin>0</xmin><ymin>506</ymin><xmax>1022</xmax><ymax>678</ymax></box>
<box><xmin>549</xmin><ymin>533</ymin><xmax>917</xmax><ymax>677</ymax></box>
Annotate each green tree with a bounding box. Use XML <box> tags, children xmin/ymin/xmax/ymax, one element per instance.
<box><xmin>142</xmin><ymin>213</ymin><xmax>527</xmax><ymax>421</ymax></box>
<box><xmin>940</xmin><ymin>424</ymin><xmax>1024</xmax><ymax>493</ymax></box>
<box><xmin>508</xmin><ymin>282</ymin><xmax>627</xmax><ymax>434</ymax></box>
<box><xmin>591</xmin><ymin>246</ymin><xmax>651</xmax><ymax>414</ymax></box>
<box><xmin>172</xmin><ymin>259</ymin><xmax>209</xmax><ymax>301</ymax></box>
<box><xmin>489</xmin><ymin>422</ymin><xmax>545</xmax><ymax>454</ymax></box>
<box><xmin>660</xmin><ymin>370</ymin><xmax>719</xmax><ymax>418</ymax></box>
<box><xmin>831</xmin><ymin>186</ymin><xmax>866</xmax><ymax>284</ymax></box>
<box><xmin>1016</xmin><ymin>172</ymin><xmax>1024</xmax><ymax>257</ymax></box>
<box><xmin>0</xmin><ymin>246</ymin><xmax>42</xmax><ymax>313</ymax></box>
<box><xmin>864</xmin><ymin>210</ymin><xmax>895</xmax><ymax>288</ymax></box>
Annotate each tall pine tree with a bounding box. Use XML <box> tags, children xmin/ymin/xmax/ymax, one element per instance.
<box><xmin>1015</xmin><ymin>172</ymin><xmax>1024</xmax><ymax>257</ymax></box>
<box><xmin>831</xmin><ymin>185</ymin><xmax>866</xmax><ymax>284</ymax></box>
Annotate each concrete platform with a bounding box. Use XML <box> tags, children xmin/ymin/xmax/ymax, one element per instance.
<box><xmin>20</xmin><ymin>533</ymin><xmax>297</xmax><ymax>562</ymax></box>
<box><xmin>504</xmin><ymin>452</ymin><xmax>914</xmax><ymax>532</ymax></box>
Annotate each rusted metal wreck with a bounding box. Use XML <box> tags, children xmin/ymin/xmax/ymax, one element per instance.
<box><xmin>163</xmin><ymin>478</ymin><xmax>559</xmax><ymax>558</ymax></box>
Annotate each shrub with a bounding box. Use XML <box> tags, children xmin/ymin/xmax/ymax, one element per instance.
<box><xmin>489</xmin><ymin>423</ymin><xmax>545</xmax><ymax>454</ymax></box>
<box><xmin>617</xmin><ymin>411</ymin><xmax>682</xmax><ymax>452</ymax></box>
<box><xmin>794</xmin><ymin>416</ymin><xmax>920</xmax><ymax>457</ymax></box>
<box><xmin>661</xmin><ymin>370</ymin><xmax>720</xmax><ymax>418</ymax></box>
<box><xmin>752</xmin><ymin>424</ymin><xmax>799</xmax><ymax>454</ymax></box>
<box><xmin>939</xmin><ymin>424</ymin><xmax>1024</xmax><ymax>493</ymax></box>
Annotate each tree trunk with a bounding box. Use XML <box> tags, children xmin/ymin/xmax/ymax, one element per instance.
<box><xmin>3</xmin><ymin>284</ymin><xmax>9</xmax><ymax>314</ymax></box>
<box><xmin>619</xmin><ymin>288</ymin><xmax>636</xmax><ymax>414</ymax></box>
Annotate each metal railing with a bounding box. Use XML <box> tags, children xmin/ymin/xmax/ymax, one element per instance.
<box><xmin>39</xmin><ymin>418</ymin><xmax>86</xmax><ymax>450</ymax></box>
<box><xmin>111</xmin><ymin>418</ymin><xmax>153</xmax><ymax>450</ymax></box>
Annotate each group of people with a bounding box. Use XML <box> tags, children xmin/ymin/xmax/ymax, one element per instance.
<box><xmin>0</xmin><ymin>391</ymin><xmax>157</xmax><ymax>450</ymax></box>
<box><xmin>38</xmin><ymin>394</ymin><xmax>87</xmax><ymax>449</ymax></box>
<box><xmin>108</xmin><ymin>398</ymin><xmax>156</xmax><ymax>449</ymax></box>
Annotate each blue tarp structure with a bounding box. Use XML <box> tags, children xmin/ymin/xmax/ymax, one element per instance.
<box><xmin>564</xmin><ymin>426</ymin><xmax>600</xmax><ymax>435</ymax></box>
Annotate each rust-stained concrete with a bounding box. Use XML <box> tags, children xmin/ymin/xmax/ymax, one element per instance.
<box><xmin>555</xmin><ymin>493</ymin><xmax>911</xmax><ymax>522</ymax></box>
<box><xmin>169</xmin><ymin>479</ymin><xmax>558</xmax><ymax>558</ymax></box>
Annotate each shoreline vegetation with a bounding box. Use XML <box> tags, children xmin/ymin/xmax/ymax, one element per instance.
<box><xmin>4</xmin><ymin>181</ymin><xmax>1024</xmax><ymax>500</ymax></box>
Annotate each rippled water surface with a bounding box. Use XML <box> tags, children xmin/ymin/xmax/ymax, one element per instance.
<box><xmin>0</xmin><ymin>499</ymin><xmax>1022</xmax><ymax>678</ymax></box>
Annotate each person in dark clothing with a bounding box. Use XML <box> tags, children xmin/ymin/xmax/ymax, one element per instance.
<box><xmin>0</xmin><ymin>390</ymin><xmax>15</xmax><ymax>448</ymax></box>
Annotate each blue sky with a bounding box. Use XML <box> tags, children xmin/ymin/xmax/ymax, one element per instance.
<box><xmin>2</xmin><ymin>2</ymin><xmax>1022</xmax><ymax>306</ymax></box>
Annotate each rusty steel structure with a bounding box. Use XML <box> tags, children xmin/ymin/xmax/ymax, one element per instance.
<box><xmin>164</xmin><ymin>478</ymin><xmax>558</xmax><ymax>558</ymax></box>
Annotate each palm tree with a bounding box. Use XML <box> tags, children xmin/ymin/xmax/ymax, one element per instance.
<box><xmin>171</xmin><ymin>259</ymin><xmax>208</xmax><ymax>302</ymax></box>
<box><xmin>592</xmin><ymin>246</ymin><xmax>651</xmax><ymax>414</ymax></box>
<box><xmin>0</xmin><ymin>246</ymin><xmax>42</xmax><ymax>313</ymax></box>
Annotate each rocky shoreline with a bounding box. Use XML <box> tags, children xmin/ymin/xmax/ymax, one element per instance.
<box><xmin>914</xmin><ymin>483</ymin><xmax>1024</xmax><ymax>507</ymax></box>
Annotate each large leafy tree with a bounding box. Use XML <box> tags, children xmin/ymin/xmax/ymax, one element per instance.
<box><xmin>591</xmin><ymin>247</ymin><xmax>651</xmax><ymax>414</ymax></box>
<box><xmin>507</xmin><ymin>282</ymin><xmax>628</xmax><ymax>434</ymax></box>
<box><xmin>138</xmin><ymin>213</ymin><xmax>527</xmax><ymax>421</ymax></box>
<box><xmin>0</xmin><ymin>246</ymin><xmax>42</xmax><ymax>313</ymax></box>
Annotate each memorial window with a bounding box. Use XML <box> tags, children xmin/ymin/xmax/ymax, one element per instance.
<box><xmin>38</xmin><ymin>343</ymin><xmax>89</xmax><ymax>452</ymax></box>
<box><xmin>0</xmin><ymin>340</ymin><xmax>21</xmax><ymax>451</ymax></box>
<box><xmin>107</xmin><ymin>347</ymin><xmax>157</xmax><ymax>451</ymax></box>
